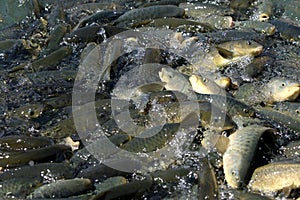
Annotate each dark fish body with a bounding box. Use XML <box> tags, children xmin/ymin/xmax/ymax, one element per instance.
<box><xmin>0</xmin><ymin>135</ymin><xmax>53</xmax><ymax>151</ymax></box>
<box><xmin>269</xmin><ymin>19</ymin><xmax>300</xmax><ymax>42</ymax></box>
<box><xmin>122</xmin><ymin>123</ymin><xmax>180</xmax><ymax>153</ymax></box>
<box><xmin>0</xmin><ymin>162</ymin><xmax>74</xmax><ymax>181</ymax></box>
<box><xmin>28</xmin><ymin>178</ymin><xmax>92</xmax><ymax>199</ymax></box>
<box><xmin>255</xmin><ymin>106</ymin><xmax>300</xmax><ymax>133</ymax></box>
<box><xmin>196</xmin><ymin>93</ymin><xmax>256</xmax><ymax>117</ymax></box>
<box><xmin>0</xmin><ymin>144</ymin><xmax>72</xmax><ymax>168</ymax></box>
<box><xmin>0</xmin><ymin>177</ymin><xmax>41</xmax><ymax>198</ymax></box>
<box><xmin>114</xmin><ymin>5</ymin><xmax>185</xmax><ymax>28</ymax></box>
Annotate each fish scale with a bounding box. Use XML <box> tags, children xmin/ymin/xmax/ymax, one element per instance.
<box><xmin>114</xmin><ymin>5</ymin><xmax>185</xmax><ymax>28</ymax></box>
<box><xmin>223</xmin><ymin>125</ymin><xmax>274</xmax><ymax>188</ymax></box>
<box><xmin>122</xmin><ymin>123</ymin><xmax>180</xmax><ymax>153</ymax></box>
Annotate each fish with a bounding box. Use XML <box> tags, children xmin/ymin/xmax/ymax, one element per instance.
<box><xmin>0</xmin><ymin>162</ymin><xmax>74</xmax><ymax>181</ymax></box>
<box><xmin>0</xmin><ymin>135</ymin><xmax>53</xmax><ymax>151</ymax></box>
<box><xmin>114</xmin><ymin>5</ymin><xmax>185</xmax><ymax>28</ymax></box>
<box><xmin>7</xmin><ymin>103</ymin><xmax>45</xmax><ymax>119</ymax></box>
<box><xmin>93</xmin><ymin>178</ymin><xmax>153</xmax><ymax>200</ymax></box>
<box><xmin>269</xmin><ymin>19</ymin><xmax>300</xmax><ymax>42</ymax></box>
<box><xmin>10</xmin><ymin>46</ymin><xmax>72</xmax><ymax>73</ymax></box>
<box><xmin>256</xmin><ymin>0</ymin><xmax>274</xmax><ymax>21</ymax></box>
<box><xmin>122</xmin><ymin>123</ymin><xmax>180</xmax><ymax>153</ymax></box>
<box><xmin>255</xmin><ymin>105</ymin><xmax>300</xmax><ymax>133</ymax></box>
<box><xmin>0</xmin><ymin>177</ymin><xmax>41</xmax><ymax>198</ymax></box>
<box><xmin>215</xmin><ymin>40</ymin><xmax>263</xmax><ymax>58</ymax></box>
<box><xmin>197</xmin><ymin>158</ymin><xmax>219</xmax><ymax>199</ymax></box>
<box><xmin>189</xmin><ymin>74</ymin><xmax>225</xmax><ymax>94</ymax></box>
<box><xmin>28</xmin><ymin>178</ymin><xmax>92</xmax><ymax>199</ymax></box>
<box><xmin>272</xmin><ymin>102</ymin><xmax>300</xmax><ymax>118</ymax></box>
<box><xmin>94</xmin><ymin>176</ymin><xmax>128</xmax><ymax>196</ymax></box>
<box><xmin>249</xmin><ymin>162</ymin><xmax>300</xmax><ymax>194</ymax></box>
<box><xmin>196</xmin><ymin>93</ymin><xmax>256</xmax><ymax>117</ymax></box>
<box><xmin>234</xmin><ymin>21</ymin><xmax>276</xmax><ymax>36</ymax></box>
<box><xmin>263</xmin><ymin>77</ymin><xmax>300</xmax><ymax>103</ymax></box>
<box><xmin>0</xmin><ymin>144</ymin><xmax>72</xmax><ymax>168</ymax></box>
<box><xmin>190</xmin><ymin>40</ymin><xmax>263</xmax><ymax>71</ymax></box>
<box><xmin>159</xmin><ymin>67</ymin><xmax>195</xmax><ymax>98</ymax></box>
<box><xmin>223</xmin><ymin>125</ymin><xmax>274</xmax><ymax>188</ymax></box>
<box><xmin>179</xmin><ymin>3</ymin><xmax>234</xmax><ymax>23</ymax></box>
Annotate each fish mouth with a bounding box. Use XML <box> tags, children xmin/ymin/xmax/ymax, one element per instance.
<box><xmin>252</xmin><ymin>46</ymin><xmax>263</xmax><ymax>56</ymax></box>
<box><xmin>286</xmin><ymin>85</ymin><xmax>300</xmax><ymax>100</ymax></box>
<box><xmin>259</xmin><ymin>13</ymin><xmax>269</xmax><ymax>22</ymax></box>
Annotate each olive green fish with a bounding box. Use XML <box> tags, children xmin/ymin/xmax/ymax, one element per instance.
<box><xmin>249</xmin><ymin>162</ymin><xmax>300</xmax><ymax>193</ymax></box>
<box><xmin>223</xmin><ymin>125</ymin><xmax>274</xmax><ymax>188</ymax></box>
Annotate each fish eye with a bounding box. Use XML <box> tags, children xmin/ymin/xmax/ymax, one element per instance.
<box><xmin>203</xmin><ymin>78</ymin><xmax>207</xmax><ymax>82</ymax></box>
<box><xmin>66</xmin><ymin>77</ymin><xmax>74</xmax><ymax>82</ymax></box>
<box><xmin>243</xmin><ymin>108</ymin><xmax>249</xmax><ymax>113</ymax></box>
<box><xmin>246</xmin><ymin>41</ymin><xmax>252</xmax><ymax>45</ymax></box>
<box><xmin>281</xmin><ymin>83</ymin><xmax>285</xmax><ymax>87</ymax></box>
<box><xmin>28</xmin><ymin>110</ymin><xmax>35</xmax><ymax>116</ymax></box>
<box><xmin>231</xmin><ymin>170</ymin><xmax>239</xmax><ymax>179</ymax></box>
<box><xmin>296</xmin><ymin>110</ymin><xmax>300</xmax><ymax>114</ymax></box>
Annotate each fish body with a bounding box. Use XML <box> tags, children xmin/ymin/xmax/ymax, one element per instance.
<box><xmin>196</xmin><ymin>93</ymin><xmax>256</xmax><ymax>117</ymax></box>
<box><xmin>28</xmin><ymin>178</ymin><xmax>92</xmax><ymax>199</ymax></box>
<box><xmin>249</xmin><ymin>162</ymin><xmax>300</xmax><ymax>193</ymax></box>
<box><xmin>122</xmin><ymin>123</ymin><xmax>180</xmax><ymax>153</ymax></box>
<box><xmin>114</xmin><ymin>5</ymin><xmax>185</xmax><ymax>28</ymax></box>
<box><xmin>234</xmin><ymin>21</ymin><xmax>276</xmax><ymax>35</ymax></box>
<box><xmin>223</xmin><ymin>125</ymin><xmax>274</xmax><ymax>188</ymax></box>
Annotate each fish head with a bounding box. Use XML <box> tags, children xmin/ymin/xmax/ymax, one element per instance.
<box><xmin>158</xmin><ymin>67</ymin><xmax>174</xmax><ymax>84</ymax></box>
<box><xmin>233</xmin><ymin>40</ymin><xmax>263</xmax><ymax>57</ymax></box>
<box><xmin>267</xmin><ymin>78</ymin><xmax>300</xmax><ymax>102</ymax></box>
<box><xmin>189</xmin><ymin>75</ymin><xmax>211</xmax><ymax>94</ymax></box>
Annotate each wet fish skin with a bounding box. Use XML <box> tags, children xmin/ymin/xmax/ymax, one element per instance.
<box><xmin>0</xmin><ymin>177</ymin><xmax>42</xmax><ymax>198</ymax></box>
<box><xmin>255</xmin><ymin>106</ymin><xmax>300</xmax><ymax>133</ymax></box>
<box><xmin>257</xmin><ymin>0</ymin><xmax>274</xmax><ymax>21</ymax></box>
<box><xmin>223</xmin><ymin>125</ymin><xmax>274</xmax><ymax>188</ymax></box>
<box><xmin>0</xmin><ymin>135</ymin><xmax>53</xmax><ymax>151</ymax></box>
<box><xmin>272</xmin><ymin>101</ymin><xmax>300</xmax><ymax>118</ymax></box>
<box><xmin>28</xmin><ymin>178</ymin><xmax>92</xmax><ymax>199</ymax></box>
<box><xmin>114</xmin><ymin>5</ymin><xmax>185</xmax><ymax>28</ymax></box>
<box><xmin>0</xmin><ymin>144</ymin><xmax>72</xmax><ymax>168</ymax></box>
<box><xmin>7</xmin><ymin>103</ymin><xmax>45</xmax><ymax>119</ymax></box>
<box><xmin>159</xmin><ymin>67</ymin><xmax>193</xmax><ymax>96</ymax></box>
<box><xmin>263</xmin><ymin>78</ymin><xmax>300</xmax><ymax>103</ymax></box>
<box><xmin>0</xmin><ymin>162</ymin><xmax>74</xmax><ymax>181</ymax></box>
<box><xmin>197</xmin><ymin>158</ymin><xmax>219</xmax><ymax>199</ymax></box>
<box><xmin>93</xmin><ymin>178</ymin><xmax>153</xmax><ymax>200</ymax></box>
<box><xmin>249</xmin><ymin>162</ymin><xmax>300</xmax><ymax>193</ymax></box>
<box><xmin>10</xmin><ymin>46</ymin><xmax>72</xmax><ymax>73</ymax></box>
<box><xmin>215</xmin><ymin>40</ymin><xmax>263</xmax><ymax>58</ymax></box>
<box><xmin>234</xmin><ymin>21</ymin><xmax>276</xmax><ymax>36</ymax></box>
<box><xmin>122</xmin><ymin>123</ymin><xmax>180</xmax><ymax>153</ymax></box>
<box><xmin>196</xmin><ymin>93</ymin><xmax>256</xmax><ymax>117</ymax></box>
